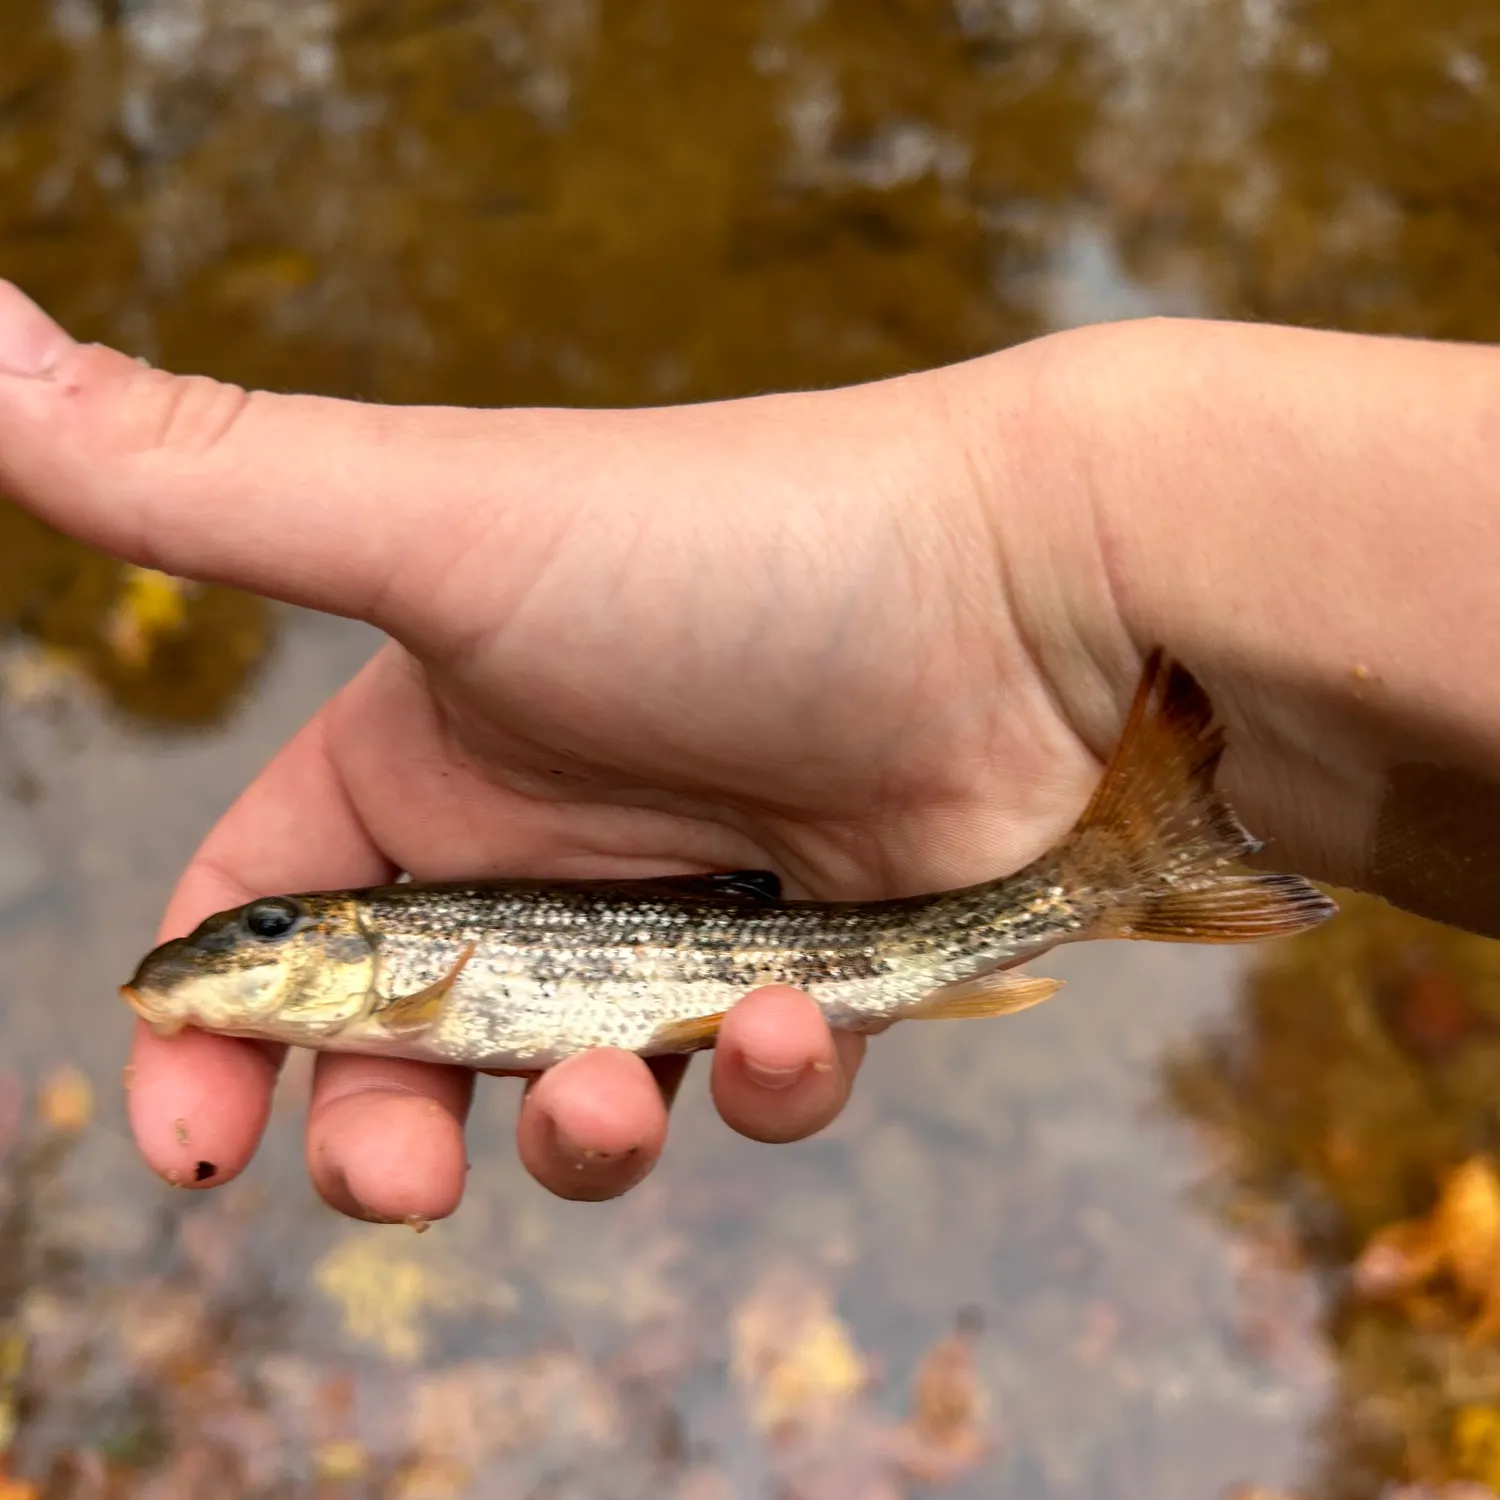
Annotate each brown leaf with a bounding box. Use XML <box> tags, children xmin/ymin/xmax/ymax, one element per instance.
<box><xmin>1353</xmin><ymin>1157</ymin><xmax>1500</xmax><ymax>1342</ymax></box>
<box><xmin>1384</xmin><ymin>963</ymin><xmax>1491</xmax><ymax>1062</ymax></box>
<box><xmin>909</xmin><ymin>1327</ymin><xmax>985</xmax><ymax>1450</ymax></box>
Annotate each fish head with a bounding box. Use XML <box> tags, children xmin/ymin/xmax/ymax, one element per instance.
<box><xmin>120</xmin><ymin>893</ymin><xmax>377</xmax><ymax>1042</ymax></box>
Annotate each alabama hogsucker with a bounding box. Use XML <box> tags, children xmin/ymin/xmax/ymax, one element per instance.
<box><xmin>120</xmin><ymin>649</ymin><xmax>1337</xmax><ymax>1071</ymax></box>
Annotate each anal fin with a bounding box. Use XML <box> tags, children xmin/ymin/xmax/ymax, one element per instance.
<box><xmin>378</xmin><ymin>941</ymin><xmax>476</xmax><ymax>1037</ymax></box>
<box><xmin>651</xmin><ymin>1010</ymin><xmax>729</xmax><ymax>1052</ymax></box>
<box><xmin>905</xmin><ymin>970</ymin><xmax>1063</xmax><ymax>1021</ymax></box>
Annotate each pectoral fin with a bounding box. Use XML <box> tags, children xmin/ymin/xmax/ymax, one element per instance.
<box><xmin>904</xmin><ymin>970</ymin><xmax>1063</xmax><ymax>1021</ymax></box>
<box><xmin>378</xmin><ymin>941</ymin><xmax>477</xmax><ymax>1037</ymax></box>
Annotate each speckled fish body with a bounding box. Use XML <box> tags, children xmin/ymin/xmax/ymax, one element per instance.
<box><xmin>119</xmin><ymin>652</ymin><xmax>1338</xmax><ymax>1068</ymax></box>
<box><xmin>329</xmin><ymin>869</ymin><xmax>1088</xmax><ymax>1070</ymax></box>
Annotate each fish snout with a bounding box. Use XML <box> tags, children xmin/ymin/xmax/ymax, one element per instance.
<box><xmin>118</xmin><ymin>940</ymin><xmax>200</xmax><ymax>1035</ymax></box>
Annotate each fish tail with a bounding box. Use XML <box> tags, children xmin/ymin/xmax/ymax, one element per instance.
<box><xmin>1067</xmin><ymin>648</ymin><xmax>1337</xmax><ymax>942</ymax></box>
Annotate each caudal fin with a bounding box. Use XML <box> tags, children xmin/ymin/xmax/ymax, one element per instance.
<box><xmin>1073</xmin><ymin>649</ymin><xmax>1337</xmax><ymax>942</ymax></box>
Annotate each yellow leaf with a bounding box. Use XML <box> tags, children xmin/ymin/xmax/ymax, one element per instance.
<box><xmin>313</xmin><ymin>1231</ymin><xmax>482</xmax><ymax>1363</ymax></box>
<box><xmin>1453</xmin><ymin>1403</ymin><xmax>1500</xmax><ymax>1487</ymax></box>
<box><xmin>314</xmin><ymin>1440</ymin><xmax>369</xmax><ymax>1481</ymax></box>
<box><xmin>0</xmin><ymin>1456</ymin><xmax>38</xmax><ymax>1500</ymax></box>
<box><xmin>731</xmin><ymin>1264</ymin><xmax>868</xmax><ymax>1435</ymax></box>
<box><xmin>103</xmin><ymin>566</ymin><xmax>193</xmax><ymax>670</ymax></box>
<box><xmin>391</xmin><ymin>1456</ymin><xmax>474</xmax><ymax>1500</ymax></box>
<box><xmin>1354</xmin><ymin>1157</ymin><xmax>1500</xmax><ymax>1343</ymax></box>
<box><xmin>1438</xmin><ymin>1160</ymin><xmax>1500</xmax><ymax>1300</ymax></box>
<box><xmin>37</xmin><ymin>1066</ymin><xmax>92</xmax><ymax>1135</ymax></box>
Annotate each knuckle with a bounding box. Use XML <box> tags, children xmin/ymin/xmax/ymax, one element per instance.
<box><xmin>53</xmin><ymin>345</ymin><xmax>254</xmax><ymax>458</ymax></box>
<box><xmin>126</xmin><ymin>369</ymin><xmax>254</xmax><ymax>456</ymax></box>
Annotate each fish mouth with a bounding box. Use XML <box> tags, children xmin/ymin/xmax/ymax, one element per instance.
<box><xmin>118</xmin><ymin>983</ymin><xmax>186</xmax><ymax>1037</ymax></box>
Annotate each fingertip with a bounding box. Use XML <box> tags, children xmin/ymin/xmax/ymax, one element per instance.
<box><xmin>721</xmin><ymin>985</ymin><xmax>832</xmax><ymax>1083</ymax></box>
<box><xmin>711</xmin><ymin>986</ymin><xmax>863</xmax><ymax>1144</ymax></box>
<box><xmin>518</xmin><ymin>1050</ymin><xmax>667</xmax><ymax>1202</ymax></box>
<box><xmin>0</xmin><ymin>279</ymin><xmax>74</xmax><ymax>378</ymax></box>
<box><xmin>306</xmin><ymin>1056</ymin><xmax>474</xmax><ymax>1225</ymax></box>
<box><xmin>309</xmin><ymin>1091</ymin><xmax>469</xmax><ymax>1225</ymax></box>
<box><xmin>124</xmin><ymin>1021</ymin><xmax>283</xmax><ymax>1189</ymax></box>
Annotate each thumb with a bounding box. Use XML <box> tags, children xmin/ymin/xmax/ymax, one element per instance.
<box><xmin>0</xmin><ymin>279</ymin><xmax>556</xmax><ymax>633</ymax></box>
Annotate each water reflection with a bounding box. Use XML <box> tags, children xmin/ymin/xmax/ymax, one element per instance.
<box><xmin>1161</xmin><ymin>895</ymin><xmax>1500</xmax><ymax>1499</ymax></box>
<box><xmin>2</xmin><ymin>0</ymin><xmax>1499</xmax><ymax>1495</ymax></box>
<box><xmin>0</xmin><ymin>508</ymin><xmax>271</xmax><ymax>732</ymax></box>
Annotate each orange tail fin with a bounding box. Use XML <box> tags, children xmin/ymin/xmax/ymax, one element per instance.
<box><xmin>1073</xmin><ymin>649</ymin><xmax>1337</xmax><ymax>943</ymax></box>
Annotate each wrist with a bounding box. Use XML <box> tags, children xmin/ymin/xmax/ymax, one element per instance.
<box><xmin>1039</xmin><ymin>315</ymin><xmax>1500</xmax><ymax>923</ymax></box>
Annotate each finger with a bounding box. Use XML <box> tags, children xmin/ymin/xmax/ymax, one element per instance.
<box><xmin>516</xmin><ymin>1049</ymin><xmax>674</xmax><ymax>1202</ymax></box>
<box><xmin>306</xmin><ymin>1054</ymin><xmax>475</xmax><ymax>1226</ymax></box>
<box><xmin>710</xmin><ymin>986</ymin><xmax>865</xmax><ymax>1144</ymax></box>
<box><xmin>125</xmin><ymin>687</ymin><xmax>395</xmax><ymax>1191</ymax></box>
<box><xmin>0</xmin><ymin>279</ymin><xmax>579</xmax><ymax>636</ymax></box>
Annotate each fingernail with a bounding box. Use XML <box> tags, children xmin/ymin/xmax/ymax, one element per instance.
<box><xmin>0</xmin><ymin>281</ymin><xmax>74</xmax><ymax>377</ymax></box>
<box><xmin>742</xmin><ymin>1058</ymin><xmax>807</xmax><ymax>1091</ymax></box>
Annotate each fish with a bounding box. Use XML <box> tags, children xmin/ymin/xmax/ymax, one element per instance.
<box><xmin>119</xmin><ymin>649</ymin><xmax>1338</xmax><ymax>1071</ymax></box>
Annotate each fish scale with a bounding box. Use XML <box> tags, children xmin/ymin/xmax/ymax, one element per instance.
<box><xmin>354</xmin><ymin>885</ymin><xmax>917</xmax><ymax>1068</ymax></box>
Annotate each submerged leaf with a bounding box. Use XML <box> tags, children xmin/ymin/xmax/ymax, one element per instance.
<box><xmin>36</xmin><ymin>1067</ymin><xmax>93</xmax><ymax>1136</ymax></box>
<box><xmin>731</xmin><ymin>1265</ymin><xmax>869</xmax><ymax>1438</ymax></box>
<box><xmin>313</xmin><ymin>1233</ymin><xmax>468</xmax><ymax>1363</ymax></box>
<box><xmin>102</xmin><ymin>567</ymin><xmax>194</xmax><ymax>672</ymax></box>
<box><xmin>1354</xmin><ymin>1159</ymin><xmax>1500</xmax><ymax>1342</ymax></box>
<box><xmin>313</xmin><ymin>1438</ymin><xmax>369</xmax><ymax>1481</ymax></box>
<box><xmin>1454</xmin><ymin>1406</ymin><xmax>1500</xmax><ymax>1490</ymax></box>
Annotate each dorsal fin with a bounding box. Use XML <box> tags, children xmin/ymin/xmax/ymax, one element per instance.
<box><xmin>387</xmin><ymin>869</ymin><xmax>787</xmax><ymax>904</ymax></box>
<box><xmin>632</xmin><ymin>869</ymin><xmax>784</xmax><ymax>902</ymax></box>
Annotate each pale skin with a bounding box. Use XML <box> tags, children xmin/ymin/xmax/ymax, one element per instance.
<box><xmin>0</xmin><ymin>277</ymin><xmax>1496</xmax><ymax>1222</ymax></box>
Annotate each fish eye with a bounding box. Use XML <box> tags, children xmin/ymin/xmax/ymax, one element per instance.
<box><xmin>243</xmin><ymin>898</ymin><xmax>302</xmax><ymax>941</ymax></box>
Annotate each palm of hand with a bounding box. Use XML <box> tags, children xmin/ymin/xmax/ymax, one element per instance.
<box><xmin>265</xmin><ymin>404</ymin><xmax>1114</xmax><ymax>1217</ymax></box>
<box><xmin>333</xmin><ymin>451</ymin><xmax>1102</xmax><ymax>908</ymax></box>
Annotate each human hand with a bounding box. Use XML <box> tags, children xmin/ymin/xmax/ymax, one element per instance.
<box><xmin>0</xmin><ymin>279</ymin><xmax>1133</xmax><ymax>1222</ymax></box>
<box><xmin>6</xmin><ymin>276</ymin><xmax>1496</xmax><ymax>1224</ymax></box>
